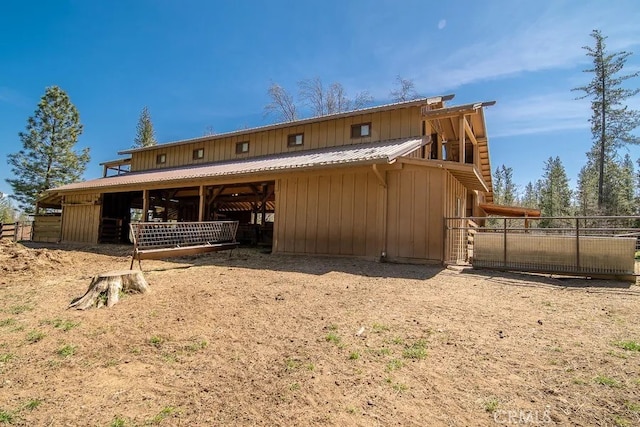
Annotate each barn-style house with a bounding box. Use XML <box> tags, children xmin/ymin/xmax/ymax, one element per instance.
<box><xmin>37</xmin><ymin>95</ymin><xmax>496</xmax><ymax>263</ymax></box>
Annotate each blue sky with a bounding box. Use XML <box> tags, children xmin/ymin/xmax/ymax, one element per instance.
<box><xmin>1</xmin><ymin>0</ymin><xmax>639</xmax><ymax>200</ymax></box>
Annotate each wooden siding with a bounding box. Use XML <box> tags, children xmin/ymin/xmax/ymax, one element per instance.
<box><xmin>130</xmin><ymin>107</ymin><xmax>424</xmax><ymax>172</ymax></box>
<box><xmin>274</xmin><ymin>169</ymin><xmax>384</xmax><ymax>257</ymax></box>
<box><xmin>385</xmin><ymin>165</ymin><xmax>446</xmax><ymax>262</ymax></box>
<box><xmin>33</xmin><ymin>215</ymin><xmax>62</xmax><ymax>243</ymax></box>
<box><xmin>61</xmin><ymin>193</ymin><xmax>102</xmax><ymax>243</ymax></box>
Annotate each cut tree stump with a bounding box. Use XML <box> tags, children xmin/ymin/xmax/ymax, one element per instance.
<box><xmin>69</xmin><ymin>270</ymin><xmax>150</xmax><ymax>310</ymax></box>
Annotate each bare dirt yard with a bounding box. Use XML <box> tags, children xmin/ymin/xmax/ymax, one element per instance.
<box><xmin>1</xmin><ymin>238</ymin><xmax>639</xmax><ymax>426</ymax></box>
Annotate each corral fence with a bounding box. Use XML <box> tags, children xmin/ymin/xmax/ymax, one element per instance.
<box><xmin>0</xmin><ymin>221</ymin><xmax>33</xmax><ymax>242</ymax></box>
<box><xmin>445</xmin><ymin>216</ymin><xmax>640</xmax><ymax>280</ymax></box>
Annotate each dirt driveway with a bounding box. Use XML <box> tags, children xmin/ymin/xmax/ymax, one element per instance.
<box><xmin>1</xmin><ymin>239</ymin><xmax>639</xmax><ymax>426</ymax></box>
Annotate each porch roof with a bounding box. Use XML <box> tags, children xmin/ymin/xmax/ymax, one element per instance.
<box><xmin>479</xmin><ymin>203</ymin><xmax>541</xmax><ymax>217</ymax></box>
<box><xmin>47</xmin><ymin>137</ymin><xmax>426</xmax><ymax>194</ymax></box>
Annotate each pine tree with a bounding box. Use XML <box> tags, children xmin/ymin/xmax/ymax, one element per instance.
<box><xmin>539</xmin><ymin>157</ymin><xmax>573</xmax><ymax>227</ymax></box>
<box><xmin>0</xmin><ymin>193</ymin><xmax>16</xmax><ymax>223</ymax></box>
<box><xmin>576</xmin><ymin>163</ymin><xmax>599</xmax><ymax>216</ymax></box>
<box><xmin>6</xmin><ymin>86</ymin><xmax>89</xmax><ymax>213</ymax></box>
<box><xmin>520</xmin><ymin>181</ymin><xmax>540</xmax><ymax>208</ymax></box>
<box><xmin>133</xmin><ymin>106</ymin><xmax>157</xmax><ymax>148</ymax></box>
<box><xmin>492</xmin><ymin>165</ymin><xmax>517</xmax><ymax>205</ymax></box>
<box><xmin>572</xmin><ymin>30</ymin><xmax>640</xmax><ymax>208</ymax></box>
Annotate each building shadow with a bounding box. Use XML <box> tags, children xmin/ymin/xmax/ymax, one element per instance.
<box><xmin>17</xmin><ymin>242</ymin><xmax>442</xmax><ymax>281</ymax></box>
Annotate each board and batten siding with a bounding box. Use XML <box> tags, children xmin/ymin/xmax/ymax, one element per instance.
<box><xmin>61</xmin><ymin>193</ymin><xmax>102</xmax><ymax>243</ymax></box>
<box><xmin>274</xmin><ymin>169</ymin><xmax>384</xmax><ymax>257</ymax></box>
<box><xmin>130</xmin><ymin>107</ymin><xmax>424</xmax><ymax>172</ymax></box>
<box><xmin>385</xmin><ymin>165</ymin><xmax>446</xmax><ymax>262</ymax></box>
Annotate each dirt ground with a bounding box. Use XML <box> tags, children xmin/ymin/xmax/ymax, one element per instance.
<box><xmin>0</xmin><ymin>238</ymin><xmax>639</xmax><ymax>426</ymax></box>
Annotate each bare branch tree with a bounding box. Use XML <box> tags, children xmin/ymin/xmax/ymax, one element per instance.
<box><xmin>203</xmin><ymin>125</ymin><xmax>216</xmax><ymax>136</ymax></box>
<box><xmin>298</xmin><ymin>77</ymin><xmax>327</xmax><ymax>116</ymax></box>
<box><xmin>353</xmin><ymin>90</ymin><xmax>373</xmax><ymax>110</ymax></box>
<box><xmin>299</xmin><ymin>78</ymin><xmax>374</xmax><ymax>116</ymax></box>
<box><xmin>264</xmin><ymin>83</ymin><xmax>297</xmax><ymax>122</ymax></box>
<box><xmin>390</xmin><ymin>75</ymin><xmax>419</xmax><ymax>102</ymax></box>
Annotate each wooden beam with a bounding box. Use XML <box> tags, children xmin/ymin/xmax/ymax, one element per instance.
<box><xmin>142</xmin><ymin>189</ymin><xmax>149</xmax><ymax>222</ymax></box>
<box><xmin>459</xmin><ymin>116</ymin><xmax>466</xmax><ymax>164</ymax></box>
<box><xmin>198</xmin><ymin>185</ymin><xmax>205</xmax><ymax>221</ymax></box>
<box><xmin>371</xmin><ymin>164</ymin><xmax>386</xmax><ymax>188</ymax></box>
<box><xmin>463</xmin><ymin>118</ymin><xmax>478</xmax><ymax>145</ymax></box>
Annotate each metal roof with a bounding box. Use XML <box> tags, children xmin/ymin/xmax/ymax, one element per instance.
<box><xmin>51</xmin><ymin>137</ymin><xmax>425</xmax><ymax>193</ymax></box>
<box><xmin>118</xmin><ymin>95</ymin><xmax>454</xmax><ymax>155</ymax></box>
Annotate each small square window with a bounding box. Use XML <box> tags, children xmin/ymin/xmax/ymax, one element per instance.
<box><xmin>193</xmin><ymin>148</ymin><xmax>204</xmax><ymax>160</ymax></box>
<box><xmin>287</xmin><ymin>133</ymin><xmax>304</xmax><ymax>147</ymax></box>
<box><xmin>236</xmin><ymin>141</ymin><xmax>250</xmax><ymax>154</ymax></box>
<box><xmin>351</xmin><ymin>123</ymin><xmax>371</xmax><ymax>138</ymax></box>
<box><xmin>156</xmin><ymin>153</ymin><xmax>166</xmax><ymax>164</ymax></box>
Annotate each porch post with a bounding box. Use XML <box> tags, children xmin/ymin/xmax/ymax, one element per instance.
<box><xmin>142</xmin><ymin>189</ymin><xmax>149</xmax><ymax>222</ymax></box>
<box><xmin>198</xmin><ymin>185</ymin><xmax>205</xmax><ymax>222</ymax></box>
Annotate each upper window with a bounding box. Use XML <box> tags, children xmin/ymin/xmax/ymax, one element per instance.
<box><xmin>156</xmin><ymin>153</ymin><xmax>166</xmax><ymax>164</ymax></box>
<box><xmin>287</xmin><ymin>133</ymin><xmax>304</xmax><ymax>147</ymax></box>
<box><xmin>236</xmin><ymin>141</ymin><xmax>250</xmax><ymax>154</ymax></box>
<box><xmin>351</xmin><ymin>123</ymin><xmax>371</xmax><ymax>138</ymax></box>
<box><xmin>193</xmin><ymin>148</ymin><xmax>204</xmax><ymax>160</ymax></box>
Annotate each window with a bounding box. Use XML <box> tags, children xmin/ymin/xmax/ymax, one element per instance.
<box><xmin>287</xmin><ymin>133</ymin><xmax>304</xmax><ymax>147</ymax></box>
<box><xmin>156</xmin><ymin>153</ymin><xmax>166</xmax><ymax>164</ymax></box>
<box><xmin>351</xmin><ymin>123</ymin><xmax>371</xmax><ymax>138</ymax></box>
<box><xmin>235</xmin><ymin>141</ymin><xmax>250</xmax><ymax>154</ymax></box>
<box><xmin>193</xmin><ymin>148</ymin><xmax>204</xmax><ymax>160</ymax></box>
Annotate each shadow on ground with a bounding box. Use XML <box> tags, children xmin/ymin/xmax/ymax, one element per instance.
<box><xmin>17</xmin><ymin>241</ymin><xmax>443</xmax><ymax>281</ymax></box>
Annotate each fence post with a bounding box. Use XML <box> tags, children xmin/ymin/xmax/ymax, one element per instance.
<box><xmin>575</xmin><ymin>218</ymin><xmax>580</xmax><ymax>272</ymax></box>
<box><xmin>503</xmin><ymin>217</ymin><xmax>507</xmax><ymax>268</ymax></box>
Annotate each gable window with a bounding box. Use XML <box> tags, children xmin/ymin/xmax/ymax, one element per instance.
<box><xmin>351</xmin><ymin>123</ymin><xmax>371</xmax><ymax>138</ymax></box>
<box><xmin>236</xmin><ymin>141</ymin><xmax>250</xmax><ymax>154</ymax></box>
<box><xmin>156</xmin><ymin>153</ymin><xmax>166</xmax><ymax>164</ymax></box>
<box><xmin>287</xmin><ymin>133</ymin><xmax>304</xmax><ymax>147</ymax></box>
<box><xmin>193</xmin><ymin>148</ymin><xmax>204</xmax><ymax>160</ymax></box>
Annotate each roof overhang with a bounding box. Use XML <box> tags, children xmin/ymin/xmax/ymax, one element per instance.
<box><xmin>398</xmin><ymin>158</ymin><xmax>489</xmax><ymax>192</ymax></box>
<box><xmin>479</xmin><ymin>203</ymin><xmax>541</xmax><ymax>217</ymax></box>
<box><xmin>421</xmin><ymin>100</ymin><xmax>495</xmax><ymax>203</ymax></box>
<box><xmin>42</xmin><ymin>137</ymin><xmax>426</xmax><ymax>198</ymax></box>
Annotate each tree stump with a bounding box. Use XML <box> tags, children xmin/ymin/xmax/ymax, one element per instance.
<box><xmin>69</xmin><ymin>270</ymin><xmax>150</xmax><ymax>310</ymax></box>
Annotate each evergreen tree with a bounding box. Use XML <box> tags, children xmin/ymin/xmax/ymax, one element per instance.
<box><xmin>492</xmin><ymin>165</ymin><xmax>517</xmax><ymax>205</ymax></box>
<box><xmin>0</xmin><ymin>193</ymin><xmax>16</xmax><ymax>223</ymax></box>
<box><xmin>539</xmin><ymin>157</ymin><xmax>572</xmax><ymax>227</ymax></box>
<box><xmin>572</xmin><ymin>30</ymin><xmax>640</xmax><ymax>208</ymax></box>
<box><xmin>6</xmin><ymin>86</ymin><xmax>89</xmax><ymax>213</ymax></box>
<box><xmin>607</xmin><ymin>154</ymin><xmax>635</xmax><ymax>216</ymax></box>
<box><xmin>133</xmin><ymin>106</ymin><xmax>157</xmax><ymax>148</ymax></box>
<box><xmin>520</xmin><ymin>181</ymin><xmax>540</xmax><ymax>208</ymax></box>
<box><xmin>576</xmin><ymin>163</ymin><xmax>599</xmax><ymax>216</ymax></box>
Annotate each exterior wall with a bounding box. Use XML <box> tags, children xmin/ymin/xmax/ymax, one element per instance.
<box><xmin>130</xmin><ymin>106</ymin><xmax>424</xmax><ymax>172</ymax></box>
<box><xmin>61</xmin><ymin>193</ymin><xmax>102</xmax><ymax>243</ymax></box>
<box><xmin>32</xmin><ymin>215</ymin><xmax>62</xmax><ymax>243</ymax></box>
<box><xmin>386</xmin><ymin>165</ymin><xmax>449</xmax><ymax>262</ymax></box>
<box><xmin>443</xmin><ymin>171</ymin><xmax>468</xmax><ymax>263</ymax></box>
<box><xmin>274</xmin><ymin>168</ymin><xmax>384</xmax><ymax>257</ymax></box>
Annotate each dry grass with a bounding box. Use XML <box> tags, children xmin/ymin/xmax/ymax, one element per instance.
<box><xmin>0</xmin><ymin>239</ymin><xmax>639</xmax><ymax>426</ymax></box>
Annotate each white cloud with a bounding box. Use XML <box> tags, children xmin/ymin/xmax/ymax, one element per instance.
<box><xmin>488</xmin><ymin>93</ymin><xmax>591</xmax><ymax>138</ymax></box>
<box><xmin>438</xmin><ymin>19</ymin><xmax>446</xmax><ymax>30</ymax></box>
<box><xmin>410</xmin><ymin>5</ymin><xmax>640</xmax><ymax>93</ymax></box>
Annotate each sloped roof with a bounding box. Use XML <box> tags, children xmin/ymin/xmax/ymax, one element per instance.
<box><xmin>118</xmin><ymin>95</ymin><xmax>454</xmax><ymax>155</ymax></box>
<box><xmin>50</xmin><ymin>137</ymin><xmax>425</xmax><ymax>193</ymax></box>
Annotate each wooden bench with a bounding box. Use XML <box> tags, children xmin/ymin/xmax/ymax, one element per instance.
<box><xmin>129</xmin><ymin>221</ymin><xmax>240</xmax><ymax>269</ymax></box>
